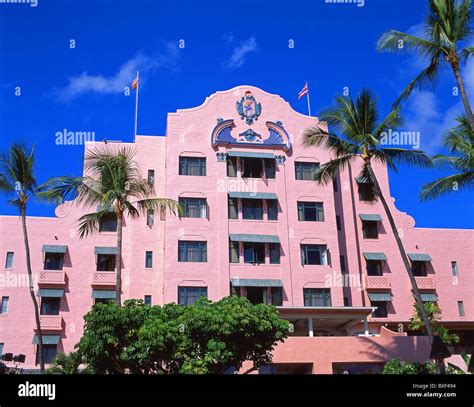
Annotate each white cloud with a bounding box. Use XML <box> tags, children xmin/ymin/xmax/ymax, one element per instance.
<box><xmin>224</xmin><ymin>36</ymin><xmax>258</xmax><ymax>69</ymax></box>
<box><xmin>55</xmin><ymin>42</ymin><xmax>179</xmax><ymax>101</ymax></box>
<box><xmin>403</xmin><ymin>90</ymin><xmax>461</xmax><ymax>153</ymax></box>
<box><xmin>402</xmin><ymin>59</ymin><xmax>474</xmax><ymax>153</ymax></box>
<box><xmin>463</xmin><ymin>58</ymin><xmax>474</xmax><ymax>96</ymax></box>
<box><xmin>405</xmin><ymin>23</ymin><xmax>431</xmax><ymax>70</ymax></box>
<box><xmin>223</xmin><ymin>32</ymin><xmax>235</xmax><ymax>45</ymax></box>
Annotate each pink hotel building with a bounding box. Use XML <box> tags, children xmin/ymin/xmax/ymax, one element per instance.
<box><xmin>0</xmin><ymin>86</ymin><xmax>473</xmax><ymax>374</ymax></box>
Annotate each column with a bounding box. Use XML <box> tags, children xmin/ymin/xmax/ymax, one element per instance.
<box><xmin>308</xmin><ymin>318</ymin><xmax>314</xmax><ymax>337</ymax></box>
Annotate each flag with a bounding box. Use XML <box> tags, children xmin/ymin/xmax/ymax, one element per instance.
<box><xmin>298</xmin><ymin>82</ymin><xmax>308</xmax><ymax>100</ymax></box>
<box><xmin>131</xmin><ymin>77</ymin><xmax>139</xmax><ymax>90</ymax></box>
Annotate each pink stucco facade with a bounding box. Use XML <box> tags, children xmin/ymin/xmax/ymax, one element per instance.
<box><xmin>0</xmin><ymin>86</ymin><xmax>472</xmax><ymax>373</ymax></box>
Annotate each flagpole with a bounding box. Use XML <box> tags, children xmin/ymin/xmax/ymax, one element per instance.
<box><xmin>134</xmin><ymin>71</ymin><xmax>139</xmax><ymax>140</ymax></box>
<box><xmin>306</xmin><ymin>82</ymin><xmax>311</xmax><ymax>116</ymax></box>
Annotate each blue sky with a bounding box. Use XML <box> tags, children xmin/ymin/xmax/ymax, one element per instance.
<box><xmin>0</xmin><ymin>0</ymin><xmax>473</xmax><ymax>229</ymax></box>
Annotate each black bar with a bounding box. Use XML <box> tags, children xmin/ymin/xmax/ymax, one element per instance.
<box><xmin>0</xmin><ymin>374</ymin><xmax>473</xmax><ymax>404</ymax></box>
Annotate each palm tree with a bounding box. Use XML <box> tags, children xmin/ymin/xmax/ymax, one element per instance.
<box><xmin>303</xmin><ymin>89</ymin><xmax>435</xmax><ymax>343</ymax></box>
<box><xmin>44</xmin><ymin>146</ymin><xmax>181</xmax><ymax>305</ymax></box>
<box><xmin>420</xmin><ymin>115</ymin><xmax>474</xmax><ymax>200</ymax></box>
<box><xmin>0</xmin><ymin>144</ymin><xmax>47</xmax><ymax>372</ymax></box>
<box><xmin>377</xmin><ymin>0</ymin><xmax>474</xmax><ymax>130</ymax></box>
<box><xmin>409</xmin><ymin>301</ymin><xmax>460</xmax><ymax>344</ymax></box>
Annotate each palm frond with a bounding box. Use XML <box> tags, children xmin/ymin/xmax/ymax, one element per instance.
<box><xmin>392</xmin><ymin>55</ymin><xmax>441</xmax><ymax>108</ymax></box>
<box><xmin>373</xmin><ymin>148</ymin><xmax>433</xmax><ymax>172</ymax></box>
<box><xmin>420</xmin><ymin>171</ymin><xmax>474</xmax><ymax>201</ymax></box>
<box><xmin>74</xmin><ymin>177</ymin><xmax>106</xmax><ymax>208</ymax></box>
<box><xmin>101</xmin><ymin>190</ymin><xmax>120</xmax><ymax>209</ymax></box>
<box><xmin>431</xmin><ymin>154</ymin><xmax>462</xmax><ymax>168</ymax></box>
<box><xmin>356</xmin><ymin>89</ymin><xmax>378</xmax><ymax>136</ymax></box>
<box><xmin>135</xmin><ymin>198</ymin><xmax>183</xmax><ymax>217</ymax></box>
<box><xmin>319</xmin><ymin>91</ymin><xmax>384</xmax><ymax>146</ymax></box>
<box><xmin>122</xmin><ymin>201</ymin><xmax>140</xmax><ymax>218</ymax></box>
<box><xmin>302</xmin><ymin>126</ymin><xmax>359</xmax><ymax>157</ymax></box>
<box><xmin>444</xmin><ymin>115</ymin><xmax>474</xmax><ymax>155</ymax></box>
<box><xmin>77</xmin><ymin>210</ymin><xmax>112</xmax><ymax>239</ymax></box>
<box><xmin>0</xmin><ymin>144</ymin><xmax>37</xmax><ymax>197</ymax></box>
<box><xmin>0</xmin><ymin>155</ymin><xmax>15</xmax><ymax>191</ymax></box>
<box><xmin>7</xmin><ymin>197</ymin><xmax>22</xmax><ymax>210</ymax></box>
<box><xmin>459</xmin><ymin>46</ymin><xmax>474</xmax><ymax>63</ymax></box>
<box><xmin>374</xmin><ymin>108</ymin><xmax>402</xmax><ymax>139</ymax></box>
<box><xmin>84</xmin><ymin>146</ymin><xmax>140</xmax><ymax>180</ymax></box>
<box><xmin>126</xmin><ymin>178</ymin><xmax>154</xmax><ymax>199</ymax></box>
<box><xmin>0</xmin><ymin>174</ymin><xmax>15</xmax><ymax>193</ymax></box>
<box><xmin>35</xmin><ymin>176</ymin><xmax>82</xmax><ymax>204</ymax></box>
<box><xmin>320</xmin><ymin>96</ymin><xmax>362</xmax><ymax>142</ymax></box>
<box><xmin>377</xmin><ymin>30</ymin><xmax>440</xmax><ymax>57</ymax></box>
<box><xmin>313</xmin><ymin>155</ymin><xmax>355</xmax><ymax>186</ymax></box>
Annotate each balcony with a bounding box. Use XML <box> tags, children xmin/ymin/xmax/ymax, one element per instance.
<box><xmin>366</xmin><ymin>276</ymin><xmax>391</xmax><ymax>290</ymax></box>
<box><xmin>92</xmin><ymin>271</ymin><xmax>116</xmax><ymax>286</ymax></box>
<box><xmin>38</xmin><ymin>270</ymin><xmax>65</xmax><ymax>285</ymax></box>
<box><xmin>38</xmin><ymin>315</ymin><xmax>62</xmax><ymax>331</ymax></box>
<box><xmin>415</xmin><ymin>277</ymin><xmax>436</xmax><ymax>290</ymax></box>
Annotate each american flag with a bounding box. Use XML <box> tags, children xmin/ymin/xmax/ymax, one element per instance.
<box><xmin>131</xmin><ymin>77</ymin><xmax>139</xmax><ymax>90</ymax></box>
<box><xmin>298</xmin><ymin>82</ymin><xmax>309</xmax><ymax>100</ymax></box>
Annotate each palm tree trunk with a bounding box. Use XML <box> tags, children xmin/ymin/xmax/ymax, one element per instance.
<box><xmin>20</xmin><ymin>205</ymin><xmax>45</xmax><ymax>372</ymax></box>
<box><xmin>452</xmin><ymin>65</ymin><xmax>474</xmax><ymax>131</ymax></box>
<box><xmin>365</xmin><ymin>164</ymin><xmax>434</xmax><ymax>343</ymax></box>
<box><xmin>115</xmin><ymin>214</ymin><xmax>123</xmax><ymax>306</ymax></box>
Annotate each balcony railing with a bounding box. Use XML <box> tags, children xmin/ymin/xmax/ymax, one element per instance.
<box><xmin>38</xmin><ymin>270</ymin><xmax>65</xmax><ymax>285</ymax></box>
<box><xmin>39</xmin><ymin>315</ymin><xmax>62</xmax><ymax>331</ymax></box>
<box><xmin>92</xmin><ymin>271</ymin><xmax>116</xmax><ymax>286</ymax></box>
<box><xmin>414</xmin><ymin>276</ymin><xmax>436</xmax><ymax>290</ymax></box>
<box><xmin>366</xmin><ymin>276</ymin><xmax>391</xmax><ymax>290</ymax></box>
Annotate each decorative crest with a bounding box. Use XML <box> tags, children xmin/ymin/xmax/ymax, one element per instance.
<box><xmin>236</xmin><ymin>90</ymin><xmax>262</xmax><ymax>125</ymax></box>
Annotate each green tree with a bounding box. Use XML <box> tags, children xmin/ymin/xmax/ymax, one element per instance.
<box><xmin>46</xmin><ymin>352</ymin><xmax>92</xmax><ymax>374</ymax></box>
<box><xmin>409</xmin><ymin>301</ymin><xmax>461</xmax><ymax>344</ymax></box>
<box><xmin>420</xmin><ymin>115</ymin><xmax>474</xmax><ymax>200</ymax></box>
<box><xmin>382</xmin><ymin>358</ymin><xmax>466</xmax><ymax>374</ymax></box>
<box><xmin>382</xmin><ymin>358</ymin><xmax>433</xmax><ymax>374</ymax></box>
<box><xmin>43</xmin><ymin>147</ymin><xmax>181</xmax><ymax>305</ymax></box>
<box><xmin>76</xmin><ymin>299</ymin><xmax>150</xmax><ymax>373</ymax></box>
<box><xmin>303</xmin><ymin>89</ymin><xmax>435</xmax><ymax>343</ymax></box>
<box><xmin>377</xmin><ymin>0</ymin><xmax>474</xmax><ymax>130</ymax></box>
<box><xmin>76</xmin><ymin>297</ymin><xmax>289</xmax><ymax>374</ymax></box>
<box><xmin>0</xmin><ymin>144</ymin><xmax>53</xmax><ymax>372</ymax></box>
